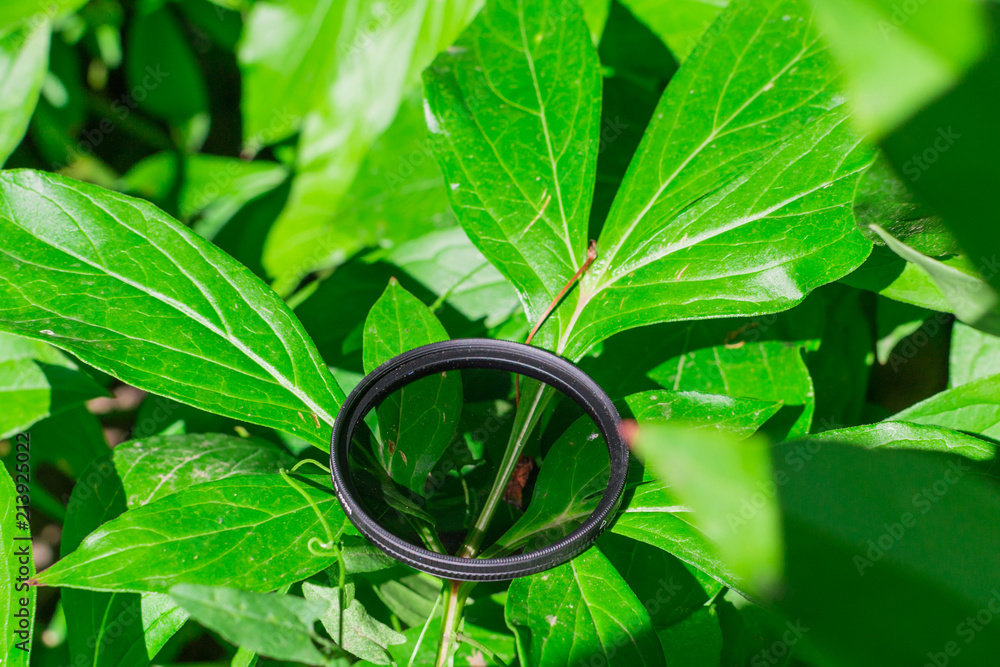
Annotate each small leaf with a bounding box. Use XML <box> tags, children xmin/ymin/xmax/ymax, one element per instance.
<box><xmin>0</xmin><ymin>332</ymin><xmax>107</xmax><ymax>438</ymax></box>
<box><xmin>363</xmin><ymin>280</ymin><xmax>462</xmax><ymax>494</ymax></box>
<box><xmin>0</xmin><ymin>22</ymin><xmax>49</xmax><ymax>166</ymax></box>
<box><xmin>0</xmin><ymin>461</ymin><xmax>33</xmax><ymax>666</ymax></box>
<box><xmin>302</xmin><ymin>581</ymin><xmax>405</xmax><ymax>665</ymax></box>
<box><xmin>170</xmin><ymin>584</ymin><xmax>346</xmax><ymax>666</ymax></box>
<box><xmin>891</xmin><ymin>383</ymin><xmax>1000</xmax><ymax>442</ymax></box>
<box><xmin>950</xmin><ymin>322</ymin><xmax>1000</xmax><ymax>387</ymax></box>
<box><xmin>0</xmin><ymin>170</ymin><xmax>345</xmax><ymax>448</ymax></box>
<box><xmin>37</xmin><ymin>474</ymin><xmax>348</xmax><ymax>593</ymax></box>
<box><xmin>385</xmin><ymin>226</ymin><xmax>521</xmax><ymax>326</ymax></box>
<box><xmin>872</xmin><ymin>224</ymin><xmax>1000</xmax><ymax>336</ymax></box>
<box><xmin>506</xmin><ymin>547</ymin><xmax>666</xmax><ymax>666</ymax></box>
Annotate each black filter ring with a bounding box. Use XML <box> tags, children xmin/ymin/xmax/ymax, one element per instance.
<box><xmin>329</xmin><ymin>338</ymin><xmax>629</xmax><ymax>581</ymax></box>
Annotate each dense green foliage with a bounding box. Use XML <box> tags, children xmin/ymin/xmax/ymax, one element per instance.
<box><xmin>2</xmin><ymin>0</ymin><xmax>1000</xmax><ymax>666</ymax></box>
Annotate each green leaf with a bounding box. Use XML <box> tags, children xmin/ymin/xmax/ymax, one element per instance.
<box><xmin>799</xmin><ymin>421</ymin><xmax>997</xmax><ymax>462</ymax></box>
<box><xmin>60</xmin><ymin>434</ymin><xmax>292</xmax><ymax>666</ymax></box>
<box><xmin>769</xmin><ymin>435</ymin><xmax>1000</xmax><ymax>666</ymax></box>
<box><xmin>566</xmin><ymin>0</ymin><xmax>873</xmax><ymax>358</ymax></box>
<box><xmin>0</xmin><ymin>22</ymin><xmax>49</xmax><ymax>166</ymax></box>
<box><xmin>585</xmin><ymin>300</ymin><xmax>824</xmax><ymax>439</ymax></box>
<box><xmin>633</xmin><ymin>424</ymin><xmax>783</xmax><ymax>594</ymax></box>
<box><xmin>841</xmin><ymin>244</ymin><xmax>952</xmax><ymax>312</ymax></box>
<box><xmin>506</xmin><ymin>546</ymin><xmax>666</xmax><ymax>667</ymax></box>
<box><xmin>600</xmin><ymin>531</ymin><xmax>722</xmax><ymax>629</ymax></box>
<box><xmin>371</xmin><ymin>571</ymin><xmax>442</xmax><ymax>628</ymax></box>
<box><xmin>423</xmin><ymin>0</ymin><xmax>602</xmax><ymax>344</ymax></box>
<box><xmin>0</xmin><ymin>461</ymin><xmax>33</xmax><ymax>666</ymax></box>
<box><xmin>302</xmin><ymin>581</ymin><xmax>405</xmax><ymax>665</ymax></box>
<box><xmin>891</xmin><ymin>377</ymin><xmax>1000</xmax><ymax>442</ymax></box>
<box><xmin>170</xmin><ymin>584</ymin><xmax>347</xmax><ymax>666</ymax></box>
<box><xmin>0</xmin><ymin>332</ymin><xmax>107</xmax><ymax>438</ymax></box>
<box><xmin>655</xmin><ymin>604</ymin><xmax>723</xmax><ymax>665</ymax></box>
<box><xmin>37</xmin><ymin>474</ymin><xmax>349</xmax><ymax>593</ymax></box>
<box><xmin>112</xmin><ymin>433</ymin><xmax>296</xmax><ymax>507</ymax></box>
<box><xmin>872</xmin><ymin>224</ymin><xmax>1000</xmax><ymax>336</ymax></box>
<box><xmin>385</xmin><ymin>227</ymin><xmax>521</xmax><ymax>326</ymax></box>
<box><xmin>125</xmin><ymin>7</ymin><xmax>208</xmax><ymax>123</ymax></box>
<box><xmin>259</xmin><ymin>1</ymin><xmax>481</xmax><ymax>288</ymax></box>
<box><xmin>950</xmin><ymin>322</ymin><xmax>1000</xmax><ymax>388</ymax></box>
<box><xmin>619</xmin><ymin>0</ymin><xmax>727</xmax><ymax>61</ymax></box>
<box><xmin>0</xmin><ymin>170</ymin><xmax>345</xmax><ymax>448</ymax></box>
<box><xmin>807</xmin><ymin>0</ymin><xmax>988</xmax><ymax>135</ymax></box>
<box><xmin>363</xmin><ymin>279</ymin><xmax>462</xmax><ymax>494</ymax></box>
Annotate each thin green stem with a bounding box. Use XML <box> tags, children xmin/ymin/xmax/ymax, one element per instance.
<box><xmin>456</xmin><ymin>380</ymin><xmax>553</xmax><ymax>558</ymax></box>
<box><xmin>434</xmin><ymin>581</ymin><xmax>469</xmax><ymax>667</ymax></box>
<box><xmin>409</xmin><ymin>594</ymin><xmax>443</xmax><ymax>667</ymax></box>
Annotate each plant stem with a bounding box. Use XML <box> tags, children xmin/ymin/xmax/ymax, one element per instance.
<box><xmin>456</xmin><ymin>379</ymin><xmax>553</xmax><ymax>558</ymax></box>
<box><xmin>434</xmin><ymin>581</ymin><xmax>468</xmax><ymax>667</ymax></box>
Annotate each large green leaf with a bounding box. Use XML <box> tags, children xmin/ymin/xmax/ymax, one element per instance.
<box><xmin>950</xmin><ymin>322</ymin><xmax>1000</xmax><ymax>388</ymax></box>
<box><xmin>0</xmin><ymin>461</ymin><xmax>33</xmax><ymax>666</ymax></box>
<box><xmin>363</xmin><ymin>279</ymin><xmax>462</xmax><ymax>494</ymax></box>
<box><xmin>302</xmin><ymin>581</ymin><xmax>405</xmax><ymax>665</ymax></box>
<box><xmin>770</xmin><ymin>436</ymin><xmax>1000</xmax><ymax>666</ymax></box>
<box><xmin>506</xmin><ymin>547</ymin><xmax>666</xmax><ymax>666</ymax></box>
<box><xmin>37</xmin><ymin>474</ymin><xmax>349</xmax><ymax>593</ymax></box>
<box><xmin>619</xmin><ymin>0</ymin><xmax>727</xmax><ymax>61</ymax></box>
<box><xmin>565</xmin><ymin>0</ymin><xmax>873</xmax><ymax>357</ymax></box>
<box><xmin>807</xmin><ymin>0</ymin><xmax>988</xmax><ymax>135</ymax></box>
<box><xmin>258</xmin><ymin>1</ymin><xmax>481</xmax><ymax>289</ymax></box>
<box><xmin>0</xmin><ymin>332</ymin><xmax>107</xmax><ymax>438</ymax></box>
<box><xmin>424</xmin><ymin>0</ymin><xmax>602</xmax><ymax>348</ymax></box>
<box><xmin>60</xmin><ymin>435</ymin><xmax>293</xmax><ymax>666</ymax></box>
<box><xmin>0</xmin><ymin>21</ymin><xmax>49</xmax><ymax>166</ymax></box>
<box><xmin>0</xmin><ymin>170</ymin><xmax>345</xmax><ymax>448</ymax></box>
<box><xmin>170</xmin><ymin>584</ymin><xmax>348</xmax><ymax>665</ymax></box>
<box><xmin>891</xmin><ymin>377</ymin><xmax>1000</xmax><ymax>442</ymax></box>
